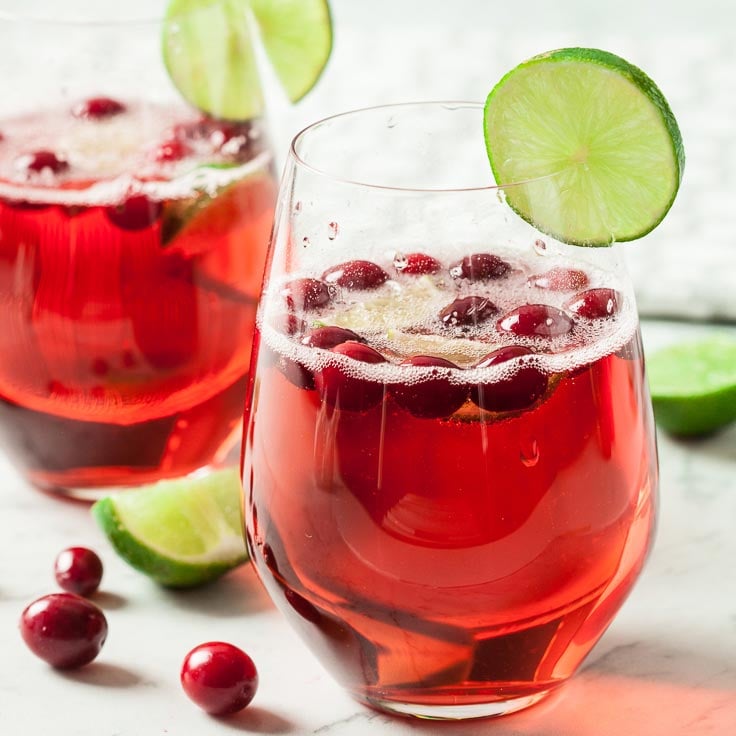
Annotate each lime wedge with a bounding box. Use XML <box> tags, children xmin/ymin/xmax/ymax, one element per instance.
<box><xmin>331</xmin><ymin>277</ymin><xmax>443</xmax><ymax>333</ymax></box>
<box><xmin>92</xmin><ymin>469</ymin><xmax>248</xmax><ymax>588</ymax></box>
<box><xmin>484</xmin><ymin>48</ymin><xmax>684</xmax><ymax>246</ymax></box>
<box><xmin>163</xmin><ymin>0</ymin><xmax>332</xmax><ymax>121</ymax></box>
<box><xmin>385</xmin><ymin>330</ymin><xmax>492</xmax><ymax>366</ymax></box>
<box><xmin>647</xmin><ymin>336</ymin><xmax>736</xmax><ymax>437</ymax></box>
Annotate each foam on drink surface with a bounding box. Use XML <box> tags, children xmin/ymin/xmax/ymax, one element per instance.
<box><xmin>0</xmin><ymin>100</ymin><xmax>271</xmax><ymax>205</ymax></box>
<box><xmin>260</xmin><ymin>247</ymin><xmax>639</xmax><ymax>386</ymax></box>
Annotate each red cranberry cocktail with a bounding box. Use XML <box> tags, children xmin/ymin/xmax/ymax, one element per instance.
<box><xmin>0</xmin><ymin>9</ymin><xmax>276</xmax><ymax>496</ymax></box>
<box><xmin>242</xmin><ymin>103</ymin><xmax>659</xmax><ymax>719</ymax></box>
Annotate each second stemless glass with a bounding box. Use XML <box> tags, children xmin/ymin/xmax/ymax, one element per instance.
<box><xmin>0</xmin><ymin>2</ymin><xmax>277</xmax><ymax>497</ymax></box>
<box><xmin>243</xmin><ymin>103</ymin><xmax>658</xmax><ymax>719</ymax></box>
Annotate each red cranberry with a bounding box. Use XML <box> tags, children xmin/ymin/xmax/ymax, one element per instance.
<box><xmin>54</xmin><ymin>547</ymin><xmax>103</xmax><ymax>597</ymax></box>
<box><xmin>393</xmin><ymin>252</ymin><xmax>442</xmax><ymax>275</ymax></box>
<box><xmin>565</xmin><ymin>288</ymin><xmax>622</xmax><ymax>319</ymax></box>
<box><xmin>315</xmin><ymin>341</ymin><xmax>386</xmax><ymax>411</ymax></box>
<box><xmin>390</xmin><ymin>356</ymin><xmax>468</xmax><ymax>418</ymax></box>
<box><xmin>72</xmin><ymin>97</ymin><xmax>126</xmax><ymax>120</ymax></box>
<box><xmin>181</xmin><ymin>642</ymin><xmax>258</xmax><ymax>716</ymax></box>
<box><xmin>281</xmin><ymin>278</ymin><xmax>332</xmax><ymax>312</ymax></box>
<box><xmin>275</xmin><ymin>354</ymin><xmax>315</xmax><ymax>391</ymax></box>
<box><xmin>527</xmin><ymin>267</ymin><xmax>590</xmax><ymax>291</ymax></box>
<box><xmin>270</xmin><ymin>312</ymin><xmax>306</xmax><ymax>337</ymax></box>
<box><xmin>470</xmin><ymin>346</ymin><xmax>548</xmax><ymax>412</ymax></box>
<box><xmin>153</xmin><ymin>138</ymin><xmax>192</xmax><ymax>163</ymax></box>
<box><xmin>322</xmin><ymin>260</ymin><xmax>389</xmax><ymax>290</ymax></box>
<box><xmin>20</xmin><ymin>593</ymin><xmax>107</xmax><ymax>669</ymax></box>
<box><xmin>172</xmin><ymin>117</ymin><xmax>253</xmax><ymax>156</ymax></box>
<box><xmin>16</xmin><ymin>150</ymin><xmax>69</xmax><ymax>176</ymax></box>
<box><xmin>302</xmin><ymin>325</ymin><xmax>365</xmax><ymax>349</ymax></box>
<box><xmin>106</xmin><ymin>194</ymin><xmax>162</xmax><ymax>231</ymax></box>
<box><xmin>439</xmin><ymin>296</ymin><xmax>498</xmax><ymax>327</ymax></box>
<box><xmin>497</xmin><ymin>304</ymin><xmax>574</xmax><ymax>338</ymax></box>
<box><xmin>450</xmin><ymin>253</ymin><xmax>511</xmax><ymax>281</ymax></box>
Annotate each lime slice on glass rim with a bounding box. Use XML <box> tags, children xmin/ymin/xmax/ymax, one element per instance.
<box><xmin>647</xmin><ymin>336</ymin><xmax>736</xmax><ymax>437</ymax></box>
<box><xmin>92</xmin><ymin>469</ymin><xmax>248</xmax><ymax>588</ymax></box>
<box><xmin>484</xmin><ymin>47</ymin><xmax>684</xmax><ymax>246</ymax></box>
<box><xmin>163</xmin><ymin>0</ymin><xmax>332</xmax><ymax>121</ymax></box>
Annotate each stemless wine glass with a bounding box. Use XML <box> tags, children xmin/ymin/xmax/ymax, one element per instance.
<box><xmin>242</xmin><ymin>102</ymin><xmax>658</xmax><ymax>719</ymax></box>
<box><xmin>0</xmin><ymin>0</ymin><xmax>277</xmax><ymax>497</ymax></box>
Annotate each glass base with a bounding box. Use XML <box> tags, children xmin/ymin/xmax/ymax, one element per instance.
<box><xmin>361</xmin><ymin>689</ymin><xmax>552</xmax><ymax>721</ymax></box>
<box><xmin>32</xmin><ymin>462</ymin><xmax>220</xmax><ymax>502</ymax></box>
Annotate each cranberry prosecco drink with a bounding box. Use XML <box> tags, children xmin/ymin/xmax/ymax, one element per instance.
<box><xmin>0</xmin><ymin>3</ymin><xmax>277</xmax><ymax>495</ymax></box>
<box><xmin>243</xmin><ymin>52</ymin><xmax>683</xmax><ymax>720</ymax></box>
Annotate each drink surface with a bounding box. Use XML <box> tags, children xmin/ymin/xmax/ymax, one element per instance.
<box><xmin>244</xmin><ymin>249</ymin><xmax>658</xmax><ymax>707</ymax></box>
<box><xmin>0</xmin><ymin>100</ymin><xmax>277</xmax><ymax>490</ymax></box>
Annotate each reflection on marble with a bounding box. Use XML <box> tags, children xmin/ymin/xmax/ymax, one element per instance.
<box><xmin>0</xmin><ymin>321</ymin><xmax>734</xmax><ymax>735</ymax></box>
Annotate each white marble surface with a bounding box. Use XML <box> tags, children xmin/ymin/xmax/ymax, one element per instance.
<box><xmin>0</xmin><ymin>320</ymin><xmax>735</xmax><ymax>736</ymax></box>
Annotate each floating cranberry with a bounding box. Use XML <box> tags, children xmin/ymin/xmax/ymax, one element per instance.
<box><xmin>470</xmin><ymin>346</ymin><xmax>548</xmax><ymax>412</ymax></box>
<box><xmin>302</xmin><ymin>325</ymin><xmax>365</xmax><ymax>350</ymax></box>
<box><xmin>390</xmin><ymin>356</ymin><xmax>468</xmax><ymax>418</ymax></box>
<box><xmin>16</xmin><ymin>150</ymin><xmax>69</xmax><ymax>176</ymax></box>
<box><xmin>276</xmin><ymin>355</ymin><xmax>315</xmax><ymax>391</ymax></box>
<box><xmin>450</xmin><ymin>253</ymin><xmax>511</xmax><ymax>281</ymax></box>
<box><xmin>153</xmin><ymin>138</ymin><xmax>192</xmax><ymax>163</ymax></box>
<box><xmin>281</xmin><ymin>278</ymin><xmax>332</xmax><ymax>312</ymax></box>
<box><xmin>322</xmin><ymin>260</ymin><xmax>389</xmax><ymax>290</ymax></box>
<box><xmin>497</xmin><ymin>304</ymin><xmax>574</xmax><ymax>338</ymax></box>
<box><xmin>315</xmin><ymin>341</ymin><xmax>386</xmax><ymax>411</ymax></box>
<box><xmin>270</xmin><ymin>312</ymin><xmax>306</xmax><ymax>337</ymax></box>
<box><xmin>54</xmin><ymin>547</ymin><xmax>103</xmax><ymax>597</ymax></box>
<box><xmin>181</xmin><ymin>642</ymin><xmax>258</xmax><ymax>716</ymax></box>
<box><xmin>20</xmin><ymin>593</ymin><xmax>107</xmax><ymax>669</ymax></box>
<box><xmin>106</xmin><ymin>194</ymin><xmax>162</xmax><ymax>231</ymax></box>
<box><xmin>172</xmin><ymin>117</ymin><xmax>253</xmax><ymax>157</ymax></box>
<box><xmin>566</xmin><ymin>288</ymin><xmax>622</xmax><ymax>319</ymax></box>
<box><xmin>527</xmin><ymin>267</ymin><xmax>590</xmax><ymax>292</ymax></box>
<box><xmin>72</xmin><ymin>97</ymin><xmax>126</xmax><ymax>120</ymax></box>
<box><xmin>393</xmin><ymin>252</ymin><xmax>442</xmax><ymax>275</ymax></box>
<box><xmin>439</xmin><ymin>296</ymin><xmax>498</xmax><ymax>327</ymax></box>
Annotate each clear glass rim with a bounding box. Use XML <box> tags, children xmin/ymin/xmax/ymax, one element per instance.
<box><xmin>289</xmin><ymin>101</ymin><xmax>550</xmax><ymax>194</ymax></box>
<box><xmin>0</xmin><ymin>8</ymin><xmax>161</xmax><ymax>27</ymax></box>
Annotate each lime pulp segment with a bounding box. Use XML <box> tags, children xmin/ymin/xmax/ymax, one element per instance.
<box><xmin>484</xmin><ymin>48</ymin><xmax>684</xmax><ymax>246</ymax></box>
<box><xmin>92</xmin><ymin>468</ymin><xmax>248</xmax><ymax>588</ymax></box>
<box><xmin>647</xmin><ymin>336</ymin><xmax>736</xmax><ymax>437</ymax></box>
<box><xmin>163</xmin><ymin>0</ymin><xmax>332</xmax><ymax>121</ymax></box>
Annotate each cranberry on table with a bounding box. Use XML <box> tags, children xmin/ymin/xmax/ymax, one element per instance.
<box><xmin>322</xmin><ymin>260</ymin><xmax>389</xmax><ymax>290</ymax></box>
<box><xmin>470</xmin><ymin>346</ymin><xmax>548</xmax><ymax>412</ymax></box>
<box><xmin>439</xmin><ymin>296</ymin><xmax>498</xmax><ymax>327</ymax></box>
<box><xmin>497</xmin><ymin>304</ymin><xmax>574</xmax><ymax>338</ymax></box>
<box><xmin>72</xmin><ymin>97</ymin><xmax>127</xmax><ymax>120</ymax></box>
<box><xmin>54</xmin><ymin>547</ymin><xmax>103</xmax><ymax>597</ymax></box>
<box><xmin>16</xmin><ymin>150</ymin><xmax>69</xmax><ymax>176</ymax></box>
<box><xmin>106</xmin><ymin>194</ymin><xmax>163</xmax><ymax>231</ymax></box>
<box><xmin>450</xmin><ymin>253</ymin><xmax>511</xmax><ymax>281</ymax></box>
<box><xmin>390</xmin><ymin>356</ymin><xmax>468</xmax><ymax>418</ymax></box>
<box><xmin>565</xmin><ymin>288</ymin><xmax>622</xmax><ymax>319</ymax></box>
<box><xmin>302</xmin><ymin>325</ymin><xmax>365</xmax><ymax>350</ymax></box>
<box><xmin>315</xmin><ymin>341</ymin><xmax>386</xmax><ymax>411</ymax></box>
<box><xmin>20</xmin><ymin>593</ymin><xmax>107</xmax><ymax>669</ymax></box>
<box><xmin>281</xmin><ymin>278</ymin><xmax>333</xmax><ymax>312</ymax></box>
<box><xmin>527</xmin><ymin>267</ymin><xmax>590</xmax><ymax>291</ymax></box>
<box><xmin>393</xmin><ymin>252</ymin><xmax>442</xmax><ymax>275</ymax></box>
<box><xmin>181</xmin><ymin>642</ymin><xmax>259</xmax><ymax>716</ymax></box>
